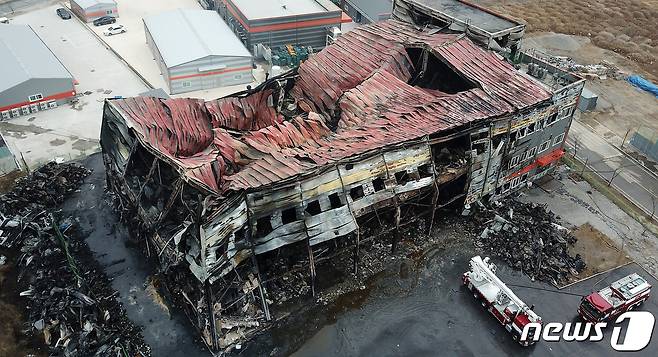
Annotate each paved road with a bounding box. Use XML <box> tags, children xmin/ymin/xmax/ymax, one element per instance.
<box><xmin>287</xmin><ymin>249</ymin><xmax>658</xmax><ymax>357</ymax></box>
<box><xmin>567</xmin><ymin>120</ymin><xmax>658</xmax><ymax>218</ymax></box>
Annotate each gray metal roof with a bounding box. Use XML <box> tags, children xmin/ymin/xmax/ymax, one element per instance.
<box><xmin>230</xmin><ymin>0</ymin><xmax>340</xmax><ymax>20</ymax></box>
<box><xmin>72</xmin><ymin>0</ymin><xmax>117</xmax><ymax>9</ymax></box>
<box><xmin>345</xmin><ymin>0</ymin><xmax>392</xmax><ymax>22</ymax></box>
<box><xmin>144</xmin><ymin>9</ymin><xmax>251</xmax><ymax>68</ymax></box>
<box><xmin>401</xmin><ymin>0</ymin><xmax>520</xmax><ymax>33</ymax></box>
<box><xmin>0</xmin><ymin>25</ymin><xmax>73</xmax><ymax>93</ymax></box>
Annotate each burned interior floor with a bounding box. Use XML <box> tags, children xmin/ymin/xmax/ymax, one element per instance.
<box><xmin>99</xmin><ymin>17</ymin><xmax>584</xmax><ymax>353</ymax></box>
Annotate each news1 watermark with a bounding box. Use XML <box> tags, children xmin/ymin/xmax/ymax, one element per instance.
<box><xmin>521</xmin><ymin>311</ymin><xmax>655</xmax><ymax>351</ymax></box>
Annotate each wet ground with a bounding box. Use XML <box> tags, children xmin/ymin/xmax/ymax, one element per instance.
<box><xmin>60</xmin><ymin>153</ymin><xmax>209</xmax><ymax>356</ymax></box>
<box><xmin>4</xmin><ymin>153</ymin><xmax>656</xmax><ymax>356</ymax></box>
<box><xmin>246</xmin><ymin>230</ymin><xmax>658</xmax><ymax>357</ymax></box>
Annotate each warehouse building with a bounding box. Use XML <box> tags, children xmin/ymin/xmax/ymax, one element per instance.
<box><xmin>0</xmin><ymin>25</ymin><xmax>76</xmax><ymax>120</ymax></box>
<box><xmin>218</xmin><ymin>0</ymin><xmax>345</xmax><ymax>51</ymax></box>
<box><xmin>70</xmin><ymin>0</ymin><xmax>118</xmax><ymax>22</ymax></box>
<box><xmin>341</xmin><ymin>0</ymin><xmax>392</xmax><ymax>24</ymax></box>
<box><xmin>144</xmin><ymin>9</ymin><xmax>253</xmax><ymax>95</ymax></box>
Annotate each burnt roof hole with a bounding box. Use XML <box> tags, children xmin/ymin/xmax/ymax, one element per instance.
<box><xmin>406</xmin><ymin>47</ymin><xmax>477</xmax><ymax>94</ymax></box>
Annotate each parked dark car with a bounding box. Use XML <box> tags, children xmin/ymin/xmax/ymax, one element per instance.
<box><xmin>56</xmin><ymin>8</ymin><xmax>71</xmax><ymax>20</ymax></box>
<box><xmin>93</xmin><ymin>16</ymin><xmax>116</xmax><ymax>26</ymax></box>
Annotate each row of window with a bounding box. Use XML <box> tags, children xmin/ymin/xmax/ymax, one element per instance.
<box><xmin>508</xmin><ymin>133</ymin><xmax>565</xmax><ymax>169</ymax></box>
<box><xmin>253</xmin><ymin>165</ymin><xmax>433</xmax><ymax>237</ymax></box>
<box><xmin>498</xmin><ymin>172</ymin><xmax>530</xmax><ymax>195</ymax></box>
<box><xmin>511</xmin><ymin>105</ymin><xmax>575</xmax><ymax>143</ymax></box>
<box><xmin>1</xmin><ymin>101</ymin><xmax>58</xmax><ymax>120</ymax></box>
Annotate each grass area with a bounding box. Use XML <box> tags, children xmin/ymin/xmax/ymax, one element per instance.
<box><xmin>562</xmin><ymin>154</ymin><xmax>658</xmax><ymax>237</ymax></box>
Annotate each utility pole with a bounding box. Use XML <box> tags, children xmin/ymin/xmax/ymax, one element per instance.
<box><xmin>620</xmin><ymin>128</ymin><xmax>632</xmax><ymax>150</ymax></box>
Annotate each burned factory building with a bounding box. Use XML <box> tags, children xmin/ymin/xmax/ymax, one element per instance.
<box><xmin>100</xmin><ymin>12</ymin><xmax>583</xmax><ymax>352</ymax></box>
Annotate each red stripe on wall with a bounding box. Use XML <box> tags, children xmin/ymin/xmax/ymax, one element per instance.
<box><xmin>0</xmin><ymin>89</ymin><xmax>76</xmax><ymax>112</ymax></box>
<box><xmin>249</xmin><ymin>17</ymin><xmax>342</xmax><ymax>33</ymax></box>
<box><xmin>169</xmin><ymin>66</ymin><xmax>252</xmax><ymax>81</ymax></box>
<box><xmin>507</xmin><ymin>147</ymin><xmax>564</xmax><ymax>179</ymax></box>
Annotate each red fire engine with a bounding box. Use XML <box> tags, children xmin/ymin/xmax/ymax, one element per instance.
<box><xmin>463</xmin><ymin>256</ymin><xmax>542</xmax><ymax>346</ymax></box>
<box><xmin>578</xmin><ymin>273</ymin><xmax>651</xmax><ymax>322</ymax></box>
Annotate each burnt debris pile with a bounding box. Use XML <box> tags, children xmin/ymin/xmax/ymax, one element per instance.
<box><xmin>1</xmin><ymin>162</ymin><xmax>91</xmax><ymax>215</ymax></box>
<box><xmin>471</xmin><ymin>199</ymin><xmax>586</xmax><ymax>286</ymax></box>
<box><xmin>0</xmin><ymin>162</ymin><xmax>150</xmax><ymax>356</ymax></box>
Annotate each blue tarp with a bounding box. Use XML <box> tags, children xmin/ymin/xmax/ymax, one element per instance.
<box><xmin>627</xmin><ymin>75</ymin><xmax>658</xmax><ymax>98</ymax></box>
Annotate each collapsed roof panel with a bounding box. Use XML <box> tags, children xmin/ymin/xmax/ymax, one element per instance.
<box><xmin>105</xmin><ymin>19</ymin><xmax>550</xmax><ymax>195</ymax></box>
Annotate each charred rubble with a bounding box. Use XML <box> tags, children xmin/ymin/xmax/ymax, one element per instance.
<box><xmin>99</xmin><ymin>17</ymin><xmax>584</xmax><ymax>353</ymax></box>
<box><xmin>0</xmin><ymin>162</ymin><xmax>150</xmax><ymax>357</ymax></box>
<box><xmin>469</xmin><ymin>199</ymin><xmax>586</xmax><ymax>286</ymax></box>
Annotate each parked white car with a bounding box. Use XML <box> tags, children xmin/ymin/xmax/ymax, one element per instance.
<box><xmin>103</xmin><ymin>25</ymin><xmax>126</xmax><ymax>36</ymax></box>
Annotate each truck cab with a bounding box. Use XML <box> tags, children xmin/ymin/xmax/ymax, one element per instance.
<box><xmin>578</xmin><ymin>273</ymin><xmax>651</xmax><ymax>322</ymax></box>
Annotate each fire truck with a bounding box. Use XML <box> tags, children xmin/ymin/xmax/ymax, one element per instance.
<box><xmin>462</xmin><ymin>256</ymin><xmax>542</xmax><ymax>346</ymax></box>
<box><xmin>578</xmin><ymin>273</ymin><xmax>651</xmax><ymax>322</ymax></box>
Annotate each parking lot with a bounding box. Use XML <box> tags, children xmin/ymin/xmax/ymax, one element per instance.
<box><xmin>0</xmin><ymin>4</ymin><xmax>147</xmax><ymax>168</ymax></box>
<box><xmin>82</xmin><ymin>0</ymin><xmax>267</xmax><ymax>100</ymax></box>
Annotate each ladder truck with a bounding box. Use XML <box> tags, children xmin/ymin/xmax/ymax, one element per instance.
<box><xmin>463</xmin><ymin>256</ymin><xmax>542</xmax><ymax>346</ymax></box>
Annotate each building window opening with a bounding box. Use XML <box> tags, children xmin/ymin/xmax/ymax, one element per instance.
<box><xmin>395</xmin><ymin>170</ymin><xmax>410</xmax><ymax>185</ymax></box>
<box><xmin>255</xmin><ymin>216</ymin><xmax>273</xmax><ymax>238</ymax></box>
<box><xmin>373</xmin><ymin>177</ymin><xmax>386</xmax><ymax>191</ymax></box>
<box><xmin>281</xmin><ymin>207</ymin><xmax>298</xmax><ymax>224</ymax></box>
<box><xmin>305</xmin><ymin>200</ymin><xmax>322</xmax><ymax>216</ymax></box>
<box><xmin>328</xmin><ymin>192</ymin><xmax>343</xmax><ymax>208</ymax></box>
<box><xmin>349</xmin><ymin>185</ymin><xmax>365</xmax><ymax>200</ymax></box>
<box><xmin>418</xmin><ymin>163</ymin><xmax>433</xmax><ymax>178</ymax></box>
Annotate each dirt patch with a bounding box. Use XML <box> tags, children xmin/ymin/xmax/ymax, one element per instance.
<box><xmin>0</xmin><ymin>122</ymin><xmax>52</xmax><ymax>138</ymax></box>
<box><xmin>71</xmin><ymin>138</ymin><xmax>99</xmax><ymax>152</ymax></box>
<box><xmin>145</xmin><ymin>277</ymin><xmax>171</xmax><ymax>318</ymax></box>
<box><xmin>49</xmin><ymin>138</ymin><xmax>66</xmax><ymax>146</ymax></box>
<box><xmin>569</xmin><ymin>223</ymin><xmax>631</xmax><ymax>279</ymax></box>
<box><xmin>478</xmin><ymin>0</ymin><xmax>658</xmax><ymax>80</ymax></box>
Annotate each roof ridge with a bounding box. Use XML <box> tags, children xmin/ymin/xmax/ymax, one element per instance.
<box><xmin>0</xmin><ymin>37</ymin><xmax>31</xmax><ymax>81</ymax></box>
<box><xmin>179</xmin><ymin>9</ymin><xmax>212</xmax><ymax>58</ymax></box>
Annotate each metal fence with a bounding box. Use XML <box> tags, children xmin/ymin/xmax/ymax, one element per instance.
<box><xmin>629</xmin><ymin>126</ymin><xmax>658</xmax><ymax>163</ymax></box>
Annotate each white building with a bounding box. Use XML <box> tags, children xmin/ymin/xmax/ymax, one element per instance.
<box><xmin>143</xmin><ymin>9</ymin><xmax>253</xmax><ymax>95</ymax></box>
<box><xmin>70</xmin><ymin>0</ymin><xmax>119</xmax><ymax>22</ymax></box>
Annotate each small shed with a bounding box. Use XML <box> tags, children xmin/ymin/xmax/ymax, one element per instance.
<box><xmin>578</xmin><ymin>87</ymin><xmax>598</xmax><ymax>112</ymax></box>
<box><xmin>70</xmin><ymin>0</ymin><xmax>118</xmax><ymax>22</ymax></box>
<box><xmin>144</xmin><ymin>9</ymin><xmax>253</xmax><ymax>95</ymax></box>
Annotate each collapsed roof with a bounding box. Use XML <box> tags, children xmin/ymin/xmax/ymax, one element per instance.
<box><xmin>105</xmin><ymin>19</ymin><xmax>550</xmax><ymax>195</ymax></box>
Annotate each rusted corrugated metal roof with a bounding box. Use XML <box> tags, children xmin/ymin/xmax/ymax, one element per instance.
<box><xmin>108</xmin><ymin>19</ymin><xmax>551</xmax><ymax>194</ymax></box>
